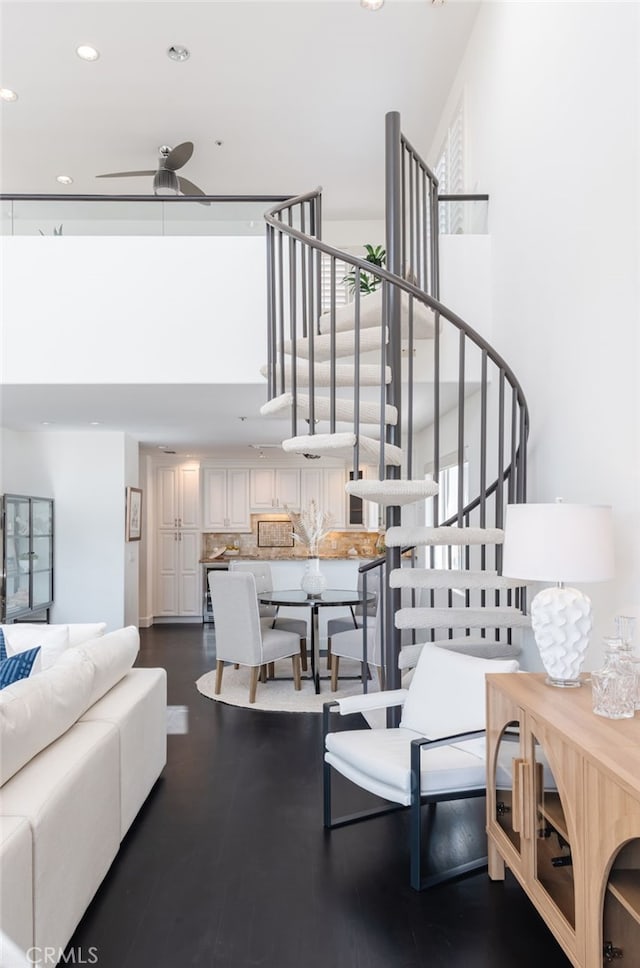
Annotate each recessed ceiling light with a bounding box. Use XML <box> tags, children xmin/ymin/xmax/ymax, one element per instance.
<box><xmin>76</xmin><ymin>45</ymin><xmax>100</xmax><ymax>62</ymax></box>
<box><xmin>56</xmin><ymin>175</ymin><xmax>73</xmax><ymax>185</ymax></box>
<box><xmin>167</xmin><ymin>45</ymin><xmax>190</xmax><ymax>62</ymax></box>
<box><xmin>89</xmin><ymin>421</ymin><xmax>101</xmax><ymax>426</ymax></box>
<box><xmin>360</xmin><ymin>0</ymin><xmax>384</xmax><ymax>9</ymax></box>
<box><xmin>41</xmin><ymin>421</ymin><xmax>51</xmax><ymax>426</ymax></box>
<box><xmin>157</xmin><ymin>444</ymin><xmax>169</xmax><ymax>450</ymax></box>
<box><xmin>0</xmin><ymin>88</ymin><xmax>18</xmax><ymax>102</ymax></box>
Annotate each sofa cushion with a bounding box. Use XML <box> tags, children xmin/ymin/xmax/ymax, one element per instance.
<box><xmin>81</xmin><ymin>668</ymin><xmax>167</xmax><ymax>836</ymax></box>
<box><xmin>0</xmin><ymin>818</ymin><xmax>33</xmax><ymax>955</ymax></box>
<box><xmin>2</xmin><ymin>623</ymin><xmax>107</xmax><ymax>669</ymax></box>
<box><xmin>3</xmin><ymin>625</ymin><xmax>68</xmax><ymax>670</ymax></box>
<box><xmin>0</xmin><ymin>648</ymin><xmax>95</xmax><ymax>785</ymax></box>
<box><xmin>72</xmin><ymin>626</ymin><xmax>139</xmax><ymax>710</ymax></box>
<box><xmin>0</xmin><ymin>648</ymin><xmax>41</xmax><ymax>690</ymax></box>
<box><xmin>0</xmin><ymin>720</ymin><xmax>120</xmax><ymax>955</ymax></box>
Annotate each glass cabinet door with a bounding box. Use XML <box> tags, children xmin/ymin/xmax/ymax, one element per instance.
<box><xmin>31</xmin><ymin>498</ymin><xmax>53</xmax><ymax>611</ymax></box>
<box><xmin>532</xmin><ymin>731</ymin><xmax>575</xmax><ymax>929</ymax></box>
<box><xmin>2</xmin><ymin>495</ymin><xmax>54</xmax><ymax>620</ymax></box>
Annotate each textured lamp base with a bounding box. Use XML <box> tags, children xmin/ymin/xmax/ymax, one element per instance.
<box><xmin>531</xmin><ymin>586</ymin><xmax>593</xmax><ymax>687</ymax></box>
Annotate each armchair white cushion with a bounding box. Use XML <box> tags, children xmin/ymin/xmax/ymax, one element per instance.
<box><xmin>323</xmin><ymin>644</ymin><xmax>519</xmax><ymax>890</ymax></box>
<box><xmin>209</xmin><ymin>572</ymin><xmax>303</xmax><ymax>703</ymax></box>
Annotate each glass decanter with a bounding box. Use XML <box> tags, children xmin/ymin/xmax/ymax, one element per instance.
<box><xmin>615</xmin><ymin>615</ymin><xmax>640</xmax><ymax>710</ymax></box>
<box><xmin>591</xmin><ymin>637</ymin><xmax>636</xmax><ymax>720</ymax></box>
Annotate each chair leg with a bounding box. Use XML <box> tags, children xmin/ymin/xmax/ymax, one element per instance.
<box><xmin>300</xmin><ymin>639</ymin><xmax>308</xmax><ymax>672</ymax></box>
<box><xmin>215</xmin><ymin>659</ymin><xmax>224</xmax><ymax>694</ymax></box>
<box><xmin>249</xmin><ymin>666</ymin><xmax>259</xmax><ymax>703</ymax></box>
<box><xmin>259</xmin><ymin>665</ymin><xmax>267</xmax><ymax>683</ymax></box>
<box><xmin>267</xmin><ymin>662</ymin><xmax>275</xmax><ymax>679</ymax></box>
<box><xmin>327</xmin><ymin>637</ymin><xmax>332</xmax><ymax>670</ymax></box>
<box><xmin>234</xmin><ymin>663</ymin><xmax>240</xmax><ymax>670</ymax></box>
<box><xmin>377</xmin><ymin>666</ymin><xmax>385</xmax><ymax>690</ymax></box>
<box><xmin>292</xmin><ymin>653</ymin><xmax>301</xmax><ymax>690</ymax></box>
<box><xmin>410</xmin><ymin>745</ymin><xmax>422</xmax><ymax>890</ymax></box>
<box><xmin>331</xmin><ymin>655</ymin><xmax>340</xmax><ymax>692</ymax></box>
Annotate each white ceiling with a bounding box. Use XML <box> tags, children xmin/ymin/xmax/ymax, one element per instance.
<box><xmin>0</xmin><ymin>0</ymin><xmax>480</xmax><ymax>455</ymax></box>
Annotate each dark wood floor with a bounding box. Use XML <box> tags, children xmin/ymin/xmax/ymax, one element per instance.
<box><xmin>67</xmin><ymin>625</ymin><xmax>570</xmax><ymax>968</ymax></box>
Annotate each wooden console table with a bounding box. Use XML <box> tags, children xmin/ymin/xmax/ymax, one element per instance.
<box><xmin>486</xmin><ymin>672</ymin><xmax>640</xmax><ymax>967</ymax></box>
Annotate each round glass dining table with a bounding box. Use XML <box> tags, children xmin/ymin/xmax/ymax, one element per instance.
<box><xmin>258</xmin><ymin>589</ymin><xmax>375</xmax><ymax>694</ymax></box>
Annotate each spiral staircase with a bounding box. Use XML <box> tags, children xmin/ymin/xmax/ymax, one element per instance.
<box><xmin>260</xmin><ymin>112</ymin><xmax>530</xmax><ymax>693</ymax></box>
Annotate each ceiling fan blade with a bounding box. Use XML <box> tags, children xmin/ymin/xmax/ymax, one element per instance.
<box><xmin>164</xmin><ymin>141</ymin><xmax>194</xmax><ymax>171</ymax></box>
<box><xmin>95</xmin><ymin>170</ymin><xmax>156</xmax><ymax>179</ymax></box>
<box><xmin>178</xmin><ymin>176</ymin><xmax>206</xmax><ymax>197</ymax></box>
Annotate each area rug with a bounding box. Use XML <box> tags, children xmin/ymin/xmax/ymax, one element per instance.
<box><xmin>196</xmin><ymin>657</ymin><xmax>379</xmax><ymax>714</ymax></box>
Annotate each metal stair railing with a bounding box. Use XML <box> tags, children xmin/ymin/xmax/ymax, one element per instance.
<box><xmin>263</xmin><ymin>112</ymin><xmax>529</xmax><ymax>694</ymax></box>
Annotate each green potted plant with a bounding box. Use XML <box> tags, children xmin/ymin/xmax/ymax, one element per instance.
<box><xmin>343</xmin><ymin>243</ymin><xmax>386</xmax><ymax>295</ymax></box>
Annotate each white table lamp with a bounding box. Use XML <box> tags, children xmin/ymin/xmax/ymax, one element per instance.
<box><xmin>502</xmin><ymin>503</ymin><xmax>615</xmax><ymax>687</ymax></box>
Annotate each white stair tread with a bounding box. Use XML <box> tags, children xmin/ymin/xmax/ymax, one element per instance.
<box><xmin>386</xmin><ymin>526</ymin><xmax>504</xmax><ymax>547</ymax></box>
<box><xmin>345</xmin><ymin>479</ymin><xmax>439</xmax><ymax>506</ymax></box>
<box><xmin>282</xmin><ymin>327</ymin><xmax>386</xmax><ymax>362</ymax></box>
<box><xmin>390</xmin><ymin>568</ymin><xmax>524</xmax><ymax>590</ymax></box>
<box><xmin>318</xmin><ymin>288</ymin><xmax>437</xmax><ymax>338</ymax></box>
<box><xmin>394</xmin><ymin>606</ymin><xmax>530</xmax><ymax>630</ymax></box>
<box><xmin>260</xmin><ymin>361</ymin><xmax>391</xmax><ymax>388</ymax></box>
<box><xmin>282</xmin><ymin>433</ymin><xmax>403</xmax><ymax>466</ymax></box>
<box><xmin>398</xmin><ymin>639</ymin><xmax>522</xmax><ymax>668</ymax></box>
<box><xmin>260</xmin><ymin>392</ymin><xmax>398</xmax><ymax>426</ymax></box>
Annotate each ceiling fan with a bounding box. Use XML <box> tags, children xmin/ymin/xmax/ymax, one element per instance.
<box><xmin>96</xmin><ymin>142</ymin><xmax>207</xmax><ymax>198</ymax></box>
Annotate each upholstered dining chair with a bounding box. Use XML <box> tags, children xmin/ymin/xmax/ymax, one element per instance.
<box><xmin>209</xmin><ymin>572</ymin><xmax>302</xmax><ymax>703</ymax></box>
<box><xmin>329</xmin><ymin>602</ymin><xmax>383</xmax><ymax>691</ymax></box>
<box><xmin>323</xmin><ymin>644</ymin><xmax>519</xmax><ymax>890</ymax></box>
<box><xmin>326</xmin><ymin>567</ymin><xmax>379</xmax><ymax>670</ymax></box>
<box><xmin>229</xmin><ymin>560</ymin><xmax>308</xmax><ymax>671</ymax></box>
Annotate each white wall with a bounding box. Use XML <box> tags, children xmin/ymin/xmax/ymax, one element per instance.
<box><xmin>1</xmin><ymin>236</ymin><xmax>267</xmax><ymax>384</ymax></box>
<box><xmin>2</xmin><ymin>429</ymin><xmax>134</xmax><ymax>631</ymax></box>
<box><xmin>431</xmin><ymin>1</ymin><xmax>640</xmax><ymax>667</ymax></box>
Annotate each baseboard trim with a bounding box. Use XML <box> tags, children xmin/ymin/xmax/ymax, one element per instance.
<box><xmin>152</xmin><ymin>616</ymin><xmax>203</xmax><ymax>625</ymax></box>
<box><xmin>139</xmin><ymin>615</ymin><xmax>154</xmax><ymax>628</ymax></box>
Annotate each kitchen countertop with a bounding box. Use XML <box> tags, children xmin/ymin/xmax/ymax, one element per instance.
<box><xmin>199</xmin><ymin>556</ymin><xmax>376</xmax><ymax>564</ymax></box>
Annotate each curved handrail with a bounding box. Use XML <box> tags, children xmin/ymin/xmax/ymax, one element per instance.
<box><xmin>264</xmin><ymin>189</ymin><xmax>529</xmax><ymax>413</ymax></box>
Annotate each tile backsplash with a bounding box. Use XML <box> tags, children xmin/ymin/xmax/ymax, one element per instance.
<box><xmin>203</xmin><ymin>514</ymin><xmax>382</xmax><ymax>560</ymax></box>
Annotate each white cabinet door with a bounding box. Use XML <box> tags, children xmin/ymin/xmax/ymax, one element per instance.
<box><xmin>155</xmin><ymin>529</ymin><xmax>200</xmax><ymax>617</ymax></box>
<box><xmin>250</xmin><ymin>468</ymin><xmax>275</xmax><ymax>509</ymax></box>
<box><xmin>203</xmin><ymin>468</ymin><xmax>251</xmax><ymax>531</ymax></box>
<box><xmin>203</xmin><ymin>469</ymin><xmax>227</xmax><ymax>530</ymax></box>
<box><xmin>275</xmin><ymin>469</ymin><xmax>300</xmax><ymax>509</ymax></box>
<box><xmin>300</xmin><ymin>467</ymin><xmax>346</xmax><ymax>528</ymax></box>
<box><xmin>156</xmin><ymin>467</ymin><xmax>178</xmax><ymax>529</ymax></box>
<box><xmin>324</xmin><ymin>467</ymin><xmax>347</xmax><ymax>528</ymax></box>
<box><xmin>226</xmin><ymin>469</ymin><xmax>251</xmax><ymax>530</ymax></box>
<box><xmin>251</xmin><ymin>467</ymin><xmax>300</xmax><ymax>509</ymax></box>
<box><xmin>177</xmin><ymin>530</ymin><xmax>201</xmax><ymax>615</ymax></box>
<box><xmin>156</xmin><ymin>463</ymin><xmax>200</xmax><ymax>530</ymax></box>
<box><xmin>300</xmin><ymin>468</ymin><xmax>323</xmax><ymax>509</ymax></box>
<box><xmin>178</xmin><ymin>465</ymin><xmax>200</xmax><ymax>529</ymax></box>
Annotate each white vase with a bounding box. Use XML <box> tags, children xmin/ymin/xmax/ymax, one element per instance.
<box><xmin>300</xmin><ymin>557</ymin><xmax>327</xmax><ymax>596</ymax></box>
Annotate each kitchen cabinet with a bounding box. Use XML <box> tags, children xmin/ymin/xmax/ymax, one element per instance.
<box><xmin>154</xmin><ymin>462</ymin><xmax>201</xmax><ymax>619</ymax></box>
<box><xmin>2</xmin><ymin>494</ymin><xmax>54</xmax><ymax>622</ymax></box>
<box><xmin>250</xmin><ymin>468</ymin><xmax>300</xmax><ymax>510</ymax></box>
<box><xmin>202</xmin><ymin>468</ymin><xmax>251</xmax><ymax>532</ymax></box>
<box><xmin>300</xmin><ymin>467</ymin><xmax>346</xmax><ymax>529</ymax></box>
<box><xmin>156</xmin><ymin>463</ymin><xmax>200</xmax><ymax>530</ymax></box>
<box><xmin>155</xmin><ymin>529</ymin><xmax>201</xmax><ymax>617</ymax></box>
<box><xmin>486</xmin><ymin>672</ymin><xmax>640</xmax><ymax>967</ymax></box>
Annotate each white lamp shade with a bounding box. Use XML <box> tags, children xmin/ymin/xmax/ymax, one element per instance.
<box><xmin>502</xmin><ymin>503</ymin><xmax>615</xmax><ymax>583</ymax></box>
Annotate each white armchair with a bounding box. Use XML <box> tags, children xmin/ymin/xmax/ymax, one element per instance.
<box><xmin>323</xmin><ymin>644</ymin><xmax>519</xmax><ymax>890</ymax></box>
<box><xmin>209</xmin><ymin>572</ymin><xmax>302</xmax><ymax>703</ymax></box>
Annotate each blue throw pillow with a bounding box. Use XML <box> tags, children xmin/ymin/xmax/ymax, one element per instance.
<box><xmin>0</xmin><ymin>628</ymin><xmax>6</xmax><ymax>662</ymax></box>
<box><xmin>0</xmin><ymin>647</ymin><xmax>41</xmax><ymax>690</ymax></box>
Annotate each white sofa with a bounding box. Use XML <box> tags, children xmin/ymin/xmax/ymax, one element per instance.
<box><xmin>0</xmin><ymin>624</ymin><xmax>167</xmax><ymax>964</ymax></box>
